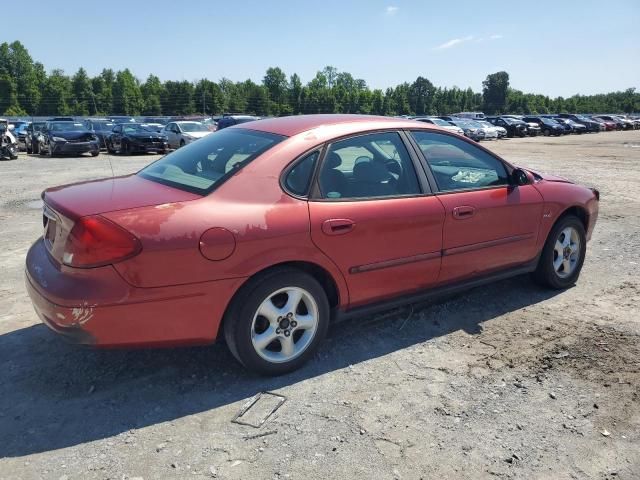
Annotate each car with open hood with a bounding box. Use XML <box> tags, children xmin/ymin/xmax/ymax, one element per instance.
<box><xmin>25</xmin><ymin>114</ymin><xmax>599</xmax><ymax>375</ymax></box>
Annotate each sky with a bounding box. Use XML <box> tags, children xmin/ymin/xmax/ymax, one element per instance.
<box><xmin>3</xmin><ymin>0</ymin><xmax>639</xmax><ymax>98</ymax></box>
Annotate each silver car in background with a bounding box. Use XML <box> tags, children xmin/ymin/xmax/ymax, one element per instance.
<box><xmin>162</xmin><ymin>121</ymin><xmax>213</xmax><ymax>149</ymax></box>
<box><xmin>413</xmin><ymin>117</ymin><xmax>465</xmax><ymax>135</ymax></box>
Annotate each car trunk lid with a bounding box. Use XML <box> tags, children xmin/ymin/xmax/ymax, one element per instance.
<box><xmin>41</xmin><ymin>174</ymin><xmax>201</xmax><ymax>264</ymax></box>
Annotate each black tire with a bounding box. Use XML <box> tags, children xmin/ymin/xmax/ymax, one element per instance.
<box><xmin>179</xmin><ymin>139</ymin><xmax>185</xmax><ymax>148</ymax></box>
<box><xmin>532</xmin><ymin>215</ymin><xmax>587</xmax><ymax>289</ymax></box>
<box><xmin>107</xmin><ymin>144</ymin><xmax>116</xmax><ymax>154</ymax></box>
<box><xmin>33</xmin><ymin>142</ymin><xmax>39</xmax><ymax>155</ymax></box>
<box><xmin>26</xmin><ymin>142</ymin><xmax>32</xmax><ymax>154</ymax></box>
<box><xmin>158</xmin><ymin>149</ymin><xmax>167</xmax><ymax>155</ymax></box>
<box><xmin>91</xmin><ymin>151</ymin><xmax>99</xmax><ymax>157</ymax></box>
<box><xmin>223</xmin><ymin>267</ymin><xmax>330</xmax><ymax>376</ymax></box>
<box><xmin>543</xmin><ymin>129</ymin><xmax>550</xmax><ymax>136</ymax></box>
<box><xmin>122</xmin><ymin>141</ymin><xmax>131</xmax><ymax>155</ymax></box>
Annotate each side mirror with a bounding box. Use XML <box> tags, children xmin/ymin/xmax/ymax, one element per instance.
<box><xmin>511</xmin><ymin>168</ymin><xmax>529</xmax><ymax>186</ymax></box>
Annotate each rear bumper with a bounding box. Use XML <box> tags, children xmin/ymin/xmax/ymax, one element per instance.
<box><xmin>25</xmin><ymin>238</ymin><xmax>245</xmax><ymax>348</ymax></box>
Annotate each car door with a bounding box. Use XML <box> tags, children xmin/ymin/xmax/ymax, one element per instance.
<box><xmin>409</xmin><ymin>130</ymin><xmax>544</xmax><ymax>284</ymax></box>
<box><xmin>308</xmin><ymin>130</ymin><xmax>446</xmax><ymax>308</ymax></box>
<box><xmin>165</xmin><ymin>123</ymin><xmax>178</xmax><ymax>147</ymax></box>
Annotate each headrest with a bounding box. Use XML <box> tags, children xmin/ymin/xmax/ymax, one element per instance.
<box><xmin>326</xmin><ymin>151</ymin><xmax>342</xmax><ymax>168</ymax></box>
<box><xmin>353</xmin><ymin>161</ymin><xmax>391</xmax><ymax>183</ymax></box>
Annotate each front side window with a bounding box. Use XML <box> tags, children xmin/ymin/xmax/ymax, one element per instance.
<box><xmin>139</xmin><ymin>128</ymin><xmax>285</xmax><ymax>195</ymax></box>
<box><xmin>318</xmin><ymin>131</ymin><xmax>421</xmax><ymax>200</ymax></box>
<box><xmin>411</xmin><ymin>131</ymin><xmax>509</xmax><ymax>192</ymax></box>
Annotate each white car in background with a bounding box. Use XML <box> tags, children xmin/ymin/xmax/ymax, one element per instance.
<box><xmin>413</xmin><ymin>117</ymin><xmax>465</xmax><ymax>136</ymax></box>
<box><xmin>477</xmin><ymin>120</ymin><xmax>507</xmax><ymax>138</ymax></box>
<box><xmin>163</xmin><ymin>121</ymin><xmax>212</xmax><ymax>149</ymax></box>
<box><xmin>468</xmin><ymin>120</ymin><xmax>498</xmax><ymax>140</ymax></box>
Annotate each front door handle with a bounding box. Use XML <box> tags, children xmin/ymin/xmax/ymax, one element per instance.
<box><xmin>453</xmin><ymin>206</ymin><xmax>476</xmax><ymax>219</ymax></box>
<box><xmin>322</xmin><ymin>218</ymin><xmax>356</xmax><ymax>236</ymax></box>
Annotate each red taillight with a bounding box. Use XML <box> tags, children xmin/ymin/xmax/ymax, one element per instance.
<box><xmin>63</xmin><ymin>215</ymin><xmax>141</xmax><ymax>268</ymax></box>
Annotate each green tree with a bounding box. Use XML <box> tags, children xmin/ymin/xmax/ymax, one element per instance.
<box><xmin>141</xmin><ymin>74</ymin><xmax>165</xmax><ymax>115</ymax></box>
<box><xmin>0</xmin><ymin>73</ymin><xmax>18</xmax><ymax>114</ymax></box>
<box><xmin>482</xmin><ymin>71</ymin><xmax>510</xmax><ymax>114</ymax></box>
<box><xmin>112</xmin><ymin>69</ymin><xmax>142</xmax><ymax>115</ymax></box>
<box><xmin>38</xmin><ymin>69</ymin><xmax>72</xmax><ymax>115</ymax></box>
<box><xmin>161</xmin><ymin>80</ymin><xmax>194</xmax><ymax>115</ymax></box>
<box><xmin>263</xmin><ymin>67</ymin><xmax>289</xmax><ymax>115</ymax></box>
<box><xmin>409</xmin><ymin>76</ymin><xmax>436</xmax><ymax>115</ymax></box>
<box><xmin>194</xmin><ymin>79</ymin><xmax>224</xmax><ymax>115</ymax></box>
<box><xmin>71</xmin><ymin>67</ymin><xmax>95</xmax><ymax>115</ymax></box>
<box><xmin>289</xmin><ymin>73</ymin><xmax>302</xmax><ymax>114</ymax></box>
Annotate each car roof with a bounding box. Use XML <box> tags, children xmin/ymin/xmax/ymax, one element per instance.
<box><xmin>233</xmin><ymin>114</ymin><xmax>433</xmax><ymax>137</ymax></box>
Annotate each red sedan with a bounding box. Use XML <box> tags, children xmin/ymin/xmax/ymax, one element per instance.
<box><xmin>26</xmin><ymin>115</ymin><xmax>599</xmax><ymax>375</ymax></box>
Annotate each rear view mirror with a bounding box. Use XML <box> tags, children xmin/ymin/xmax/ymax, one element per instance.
<box><xmin>511</xmin><ymin>168</ymin><xmax>529</xmax><ymax>186</ymax></box>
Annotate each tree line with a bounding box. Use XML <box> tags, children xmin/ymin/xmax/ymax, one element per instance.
<box><xmin>0</xmin><ymin>41</ymin><xmax>638</xmax><ymax>118</ymax></box>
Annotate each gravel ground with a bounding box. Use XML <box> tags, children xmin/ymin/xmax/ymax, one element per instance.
<box><xmin>0</xmin><ymin>131</ymin><xmax>639</xmax><ymax>480</ymax></box>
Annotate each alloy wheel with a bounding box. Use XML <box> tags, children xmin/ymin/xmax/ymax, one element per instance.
<box><xmin>250</xmin><ymin>287</ymin><xmax>319</xmax><ymax>364</ymax></box>
<box><xmin>553</xmin><ymin>226</ymin><xmax>581</xmax><ymax>278</ymax></box>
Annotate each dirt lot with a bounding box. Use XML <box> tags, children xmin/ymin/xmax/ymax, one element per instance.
<box><xmin>1</xmin><ymin>131</ymin><xmax>639</xmax><ymax>480</ymax></box>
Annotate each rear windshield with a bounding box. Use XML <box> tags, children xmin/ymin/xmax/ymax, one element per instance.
<box><xmin>138</xmin><ymin>128</ymin><xmax>284</xmax><ymax>195</ymax></box>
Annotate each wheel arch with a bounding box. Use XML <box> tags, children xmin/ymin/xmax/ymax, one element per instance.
<box><xmin>557</xmin><ymin>205</ymin><xmax>589</xmax><ymax>231</ymax></box>
<box><xmin>217</xmin><ymin>260</ymin><xmax>343</xmax><ymax>340</ymax></box>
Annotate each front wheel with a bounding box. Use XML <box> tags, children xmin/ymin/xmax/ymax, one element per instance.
<box><xmin>532</xmin><ymin>215</ymin><xmax>586</xmax><ymax>289</ymax></box>
<box><xmin>224</xmin><ymin>268</ymin><xmax>330</xmax><ymax>375</ymax></box>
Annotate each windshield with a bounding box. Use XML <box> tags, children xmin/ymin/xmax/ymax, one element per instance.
<box><xmin>575</xmin><ymin>115</ymin><xmax>591</xmax><ymax>121</ymax></box>
<box><xmin>32</xmin><ymin>123</ymin><xmax>46</xmax><ymax>132</ymax></box>
<box><xmin>477</xmin><ymin>121</ymin><xmax>494</xmax><ymax>128</ymax></box>
<box><xmin>180</xmin><ymin>122</ymin><xmax>209</xmax><ymax>133</ymax></box>
<box><xmin>122</xmin><ymin>124</ymin><xmax>156</xmax><ymax>133</ymax></box>
<box><xmin>49</xmin><ymin>122</ymin><xmax>85</xmax><ymax>132</ymax></box>
<box><xmin>429</xmin><ymin>118</ymin><xmax>451</xmax><ymax>126</ymax></box>
<box><xmin>94</xmin><ymin>122</ymin><xmax>115</xmax><ymax>131</ymax></box>
<box><xmin>139</xmin><ymin>128</ymin><xmax>284</xmax><ymax>195</ymax></box>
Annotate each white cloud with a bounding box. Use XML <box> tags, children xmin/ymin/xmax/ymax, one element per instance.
<box><xmin>385</xmin><ymin>6</ymin><xmax>399</xmax><ymax>15</ymax></box>
<box><xmin>433</xmin><ymin>36</ymin><xmax>474</xmax><ymax>50</ymax></box>
<box><xmin>490</xmin><ymin>34</ymin><xmax>504</xmax><ymax>40</ymax></box>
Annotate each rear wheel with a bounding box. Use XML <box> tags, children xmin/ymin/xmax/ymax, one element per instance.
<box><xmin>532</xmin><ymin>215</ymin><xmax>586</xmax><ymax>289</ymax></box>
<box><xmin>224</xmin><ymin>268</ymin><xmax>330</xmax><ymax>376</ymax></box>
<box><xmin>543</xmin><ymin>128</ymin><xmax>550</xmax><ymax>136</ymax></box>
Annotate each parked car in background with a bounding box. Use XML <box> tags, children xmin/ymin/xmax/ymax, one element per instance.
<box><xmin>163</xmin><ymin>121</ymin><xmax>213</xmax><ymax>148</ymax></box>
<box><xmin>612</xmin><ymin>115</ymin><xmax>636</xmax><ymax>130</ymax></box>
<box><xmin>477</xmin><ymin>120</ymin><xmax>506</xmax><ymax>138</ymax></box>
<box><xmin>412</xmin><ymin>117</ymin><xmax>464</xmax><ymax>135</ymax></box>
<box><xmin>143</xmin><ymin>123</ymin><xmax>165</xmax><ymax>133</ymax></box>
<box><xmin>447</xmin><ymin>119</ymin><xmax>486</xmax><ymax>141</ymax></box>
<box><xmin>557</xmin><ymin>114</ymin><xmax>602</xmax><ymax>132</ymax></box>
<box><xmin>105</xmin><ymin>123</ymin><xmax>168</xmax><ymax>155</ymax></box>
<box><xmin>25</xmin><ymin>114</ymin><xmax>600</xmax><ymax>375</ymax></box>
<box><xmin>216</xmin><ymin>115</ymin><xmax>261</xmax><ymax>130</ymax></box>
<box><xmin>455</xmin><ymin>112</ymin><xmax>486</xmax><ymax>120</ymax></box>
<box><xmin>109</xmin><ymin>116</ymin><xmax>136</xmax><ymax>124</ymax></box>
<box><xmin>143</xmin><ymin>117</ymin><xmax>170</xmax><ymax>126</ymax></box>
<box><xmin>25</xmin><ymin>121</ymin><xmax>46</xmax><ymax>154</ymax></box>
<box><xmin>13</xmin><ymin>123</ymin><xmax>30</xmax><ymax>151</ymax></box>
<box><xmin>592</xmin><ymin>115</ymin><xmax>624</xmax><ymax>130</ymax></box>
<box><xmin>589</xmin><ymin>116</ymin><xmax>616</xmax><ymax>131</ymax></box>
<box><xmin>203</xmin><ymin>118</ymin><xmax>218</xmax><ymax>132</ymax></box>
<box><xmin>39</xmin><ymin>121</ymin><xmax>100</xmax><ymax>157</ymax></box>
<box><xmin>523</xmin><ymin>116</ymin><xmax>565</xmax><ymax>136</ymax></box>
<box><xmin>48</xmin><ymin>117</ymin><xmax>75</xmax><ymax>121</ymax></box>
<box><xmin>553</xmin><ymin>117</ymin><xmax>587</xmax><ymax>134</ymax></box>
<box><xmin>486</xmin><ymin>116</ymin><xmax>528</xmax><ymax>137</ymax></box>
<box><xmin>84</xmin><ymin>119</ymin><xmax>116</xmax><ymax>149</ymax></box>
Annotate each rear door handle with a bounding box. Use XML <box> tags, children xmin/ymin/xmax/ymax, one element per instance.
<box><xmin>453</xmin><ymin>206</ymin><xmax>475</xmax><ymax>219</ymax></box>
<box><xmin>322</xmin><ymin>218</ymin><xmax>356</xmax><ymax>236</ymax></box>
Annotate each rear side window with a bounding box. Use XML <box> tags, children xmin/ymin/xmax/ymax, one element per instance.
<box><xmin>139</xmin><ymin>129</ymin><xmax>285</xmax><ymax>195</ymax></box>
<box><xmin>411</xmin><ymin>131</ymin><xmax>509</xmax><ymax>192</ymax></box>
<box><xmin>284</xmin><ymin>151</ymin><xmax>319</xmax><ymax>197</ymax></box>
<box><xmin>318</xmin><ymin>131</ymin><xmax>421</xmax><ymax>200</ymax></box>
